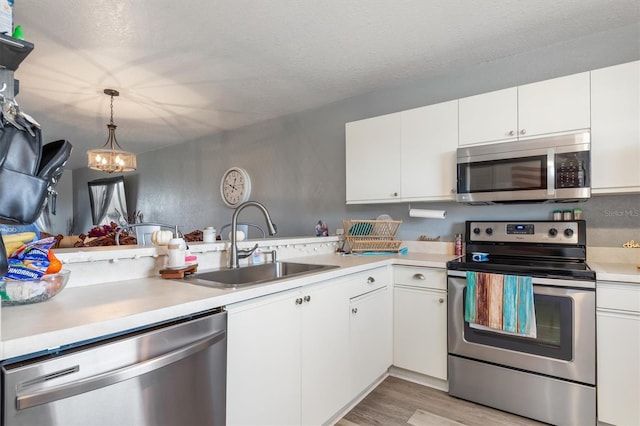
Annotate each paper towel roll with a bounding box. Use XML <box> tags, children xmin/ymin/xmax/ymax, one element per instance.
<box><xmin>409</xmin><ymin>209</ymin><xmax>447</xmax><ymax>219</ymax></box>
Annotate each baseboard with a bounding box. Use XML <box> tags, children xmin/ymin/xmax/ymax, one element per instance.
<box><xmin>388</xmin><ymin>366</ymin><xmax>448</xmax><ymax>392</ymax></box>
<box><xmin>327</xmin><ymin>372</ymin><xmax>389</xmax><ymax>425</ymax></box>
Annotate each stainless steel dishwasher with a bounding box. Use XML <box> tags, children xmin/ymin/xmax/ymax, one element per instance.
<box><xmin>2</xmin><ymin>309</ymin><xmax>227</xmax><ymax>426</ymax></box>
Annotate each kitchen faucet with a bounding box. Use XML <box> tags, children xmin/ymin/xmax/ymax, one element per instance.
<box><xmin>229</xmin><ymin>201</ymin><xmax>277</xmax><ymax>268</ymax></box>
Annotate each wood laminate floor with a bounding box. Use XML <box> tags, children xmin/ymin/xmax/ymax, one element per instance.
<box><xmin>336</xmin><ymin>376</ymin><xmax>545</xmax><ymax>426</ymax></box>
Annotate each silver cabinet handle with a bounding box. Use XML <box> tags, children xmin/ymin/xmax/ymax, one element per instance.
<box><xmin>413</xmin><ymin>273</ymin><xmax>425</xmax><ymax>280</ymax></box>
<box><xmin>520</xmin><ymin>129</ymin><xmax>526</xmax><ymax>135</ymax></box>
<box><xmin>16</xmin><ymin>329</ymin><xmax>226</xmax><ymax>410</ymax></box>
<box><xmin>303</xmin><ymin>295</ymin><xmax>311</xmax><ymax>303</ymax></box>
<box><xmin>439</xmin><ymin>298</ymin><xmax>444</xmax><ymax>304</ymax></box>
<box><xmin>508</xmin><ymin>130</ymin><xmax>515</xmax><ymax>136</ymax></box>
<box><xmin>352</xmin><ymin>307</ymin><xmax>358</xmax><ymax>314</ymax></box>
<box><xmin>367</xmin><ymin>276</ymin><xmax>375</xmax><ymax>284</ymax></box>
<box><xmin>295</xmin><ymin>298</ymin><xmax>303</xmax><ymax>305</ymax></box>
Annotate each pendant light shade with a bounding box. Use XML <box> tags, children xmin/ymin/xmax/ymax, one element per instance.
<box><xmin>87</xmin><ymin>89</ymin><xmax>137</xmax><ymax>173</ymax></box>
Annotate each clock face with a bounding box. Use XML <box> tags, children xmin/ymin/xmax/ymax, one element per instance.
<box><xmin>220</xmin><ymin>167</ymin><xmax>252</xmax><ymax>207</ymax></box>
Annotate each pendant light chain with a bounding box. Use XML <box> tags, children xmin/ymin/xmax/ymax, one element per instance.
<box><xmin>109</xmin><ymin>92</ymin><xmax>115</xmax><ymax>127</ymax></box>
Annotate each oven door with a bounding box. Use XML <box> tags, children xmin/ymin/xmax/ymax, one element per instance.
<box><xmin>447</xmin><ymin>271</ymin><xmax>595</xmax><ymax>384</ymax></box>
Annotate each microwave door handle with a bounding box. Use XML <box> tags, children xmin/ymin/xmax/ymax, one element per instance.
<box><xmin>547</xmin><ymin>148</ymin><xmax>555</xmax><ymax>196</ymax></box>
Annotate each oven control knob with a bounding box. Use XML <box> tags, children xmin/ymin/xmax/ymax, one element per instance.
<box><xmin>485</xmin><ymin>227</ymin><xmax>493</xmax><ymax>235</ymax></box>
<box><xmin>548</xmin><ymin>228</ymin><xmax>558</xmax><ymax>237</ymax></box>
<box><xmin>473</xmin><ymin>227</ymin><xmax>481</xmax><ymax>235</ymax></box>
<box><xmin>564</xmin><ymin>228</ymin><xmax>574</xmax><ymax>237</ymax></box>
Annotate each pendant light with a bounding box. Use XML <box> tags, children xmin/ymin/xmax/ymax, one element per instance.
<box><xmin>87</xmin><ymin>89</ymin><xmax>137</xmax><ymax>173</ymax></box>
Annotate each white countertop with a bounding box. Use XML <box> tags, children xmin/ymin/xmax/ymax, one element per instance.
<box><xmin>3</xmin><ymin>239</ymin><xmax>637</xmax><ymax>361</ymax></box>
<box><xmin>588</xmin><ymin>247</ymin><xmax>640</xmax><ymax>284</ymax></box>
<box><xmin>589</xmin><ymin>262</ymin><xmax>640</xmax><ymax>284</ymax></box>
<box><xmin>1</xmin><ymin>250</ymin><xmax>453</xmax><ymax>360</ymax></box>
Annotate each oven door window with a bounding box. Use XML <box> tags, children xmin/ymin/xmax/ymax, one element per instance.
<box><xmin>458</xmin><ymin>155</ymin><xmax>547</xmax><ymax>193</ymax></box>
<box><xmin>463</xmin><ymin>289</ymin><xmax>573</xmax><ymax>361</ymax></box>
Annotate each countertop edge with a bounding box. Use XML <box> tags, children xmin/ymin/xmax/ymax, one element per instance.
<box><xmin>1</xmin><ymin>253</ymin><xmax>452</xmax><ymax>360</ymax></box>
<box><xmin>4</xmin><ymin>251</ymin><xmax>638</xmax><ymax>360</ymax></box>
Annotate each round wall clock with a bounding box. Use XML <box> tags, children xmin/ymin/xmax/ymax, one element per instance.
<box><xmin>220</xmin><ymin>167</ymin><xmax>252</xmax><ymax>207</ymax></box>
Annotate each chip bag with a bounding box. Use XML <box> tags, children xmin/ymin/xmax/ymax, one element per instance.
<box><xmin>4</xmin><ymin>237</ymin><xmax>56</xmax><ymax>280</ymax></box>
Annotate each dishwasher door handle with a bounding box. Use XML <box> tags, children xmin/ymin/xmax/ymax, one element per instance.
<box><xmin>16</xmin><ymin>329</ymin><xmax>226</xmax><ymax>411</ymax></box>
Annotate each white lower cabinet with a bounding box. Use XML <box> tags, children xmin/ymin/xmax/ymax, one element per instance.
<box><xmin>226</xmin><ymin>289</ymin><xmax>301</xmax><ymax>426</ymax></box>
<box><xmin>226</xmin><ymin>266</ymin><xmax>391</xmax><ymax>426</ymax></box>
<box><xmin>301</xmin><ymin>280</ymin><xmax>351</xmax><ymax>425</ymax></box>
<box><xmin>349</xmin><ymin>285</ymin><xmax>393</xmax><ymax>396</ymax></box>
<box><xmin>596</xmin><ymin>281</ymin><xmax>640</xmax><ymax>426</ymax></box>
<box><xmin>393</xmin><ymin>266</ymin><xmax>447</xmax><ymax>382</ymax></box>
<box><xmin>226</xmin><ymin>279</ymin><xmax>350</xmax><ymax>426</ymax></box>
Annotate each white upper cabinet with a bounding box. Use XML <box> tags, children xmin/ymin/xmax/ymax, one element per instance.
<box><xmin>459</xmin><ymin>87</ymin><xmax>518</xmax><ymax>146</ymax></box>
<box><xmin>345</xmin><ymin>112</ymin><xmax>401</xmax><ymax>203</ymax></box>
<box><xmin>345</xmin><ymin>101</ymin><xmax>458</xmax><ymax>204</ymax></box>
<box><xmin>591</xmin><ymin>61</ymin><xmax>640</xmax><ymax>194</ymax></box>
<box><xmin>459</xmin><ymin>72</ymin><xmax>591</xmax><ymax>147</ymax></box>
<box><xmin>518</xmin><ymin>72</ymin><xmax>591</xmax><ymax>137</ymax></box>
<box><xmin>401</xmin><ymin>100</ymin><xmax>458</xmax><ymax>200</ymax></box>
<box><xmin>346</xmin><ymin>62</ymin><xmax>637</xmax><ymax>204</ymax></box>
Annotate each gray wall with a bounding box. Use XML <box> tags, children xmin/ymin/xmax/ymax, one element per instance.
<box><xmin>72</xmin><ymin>24</ymin><xmax>640</xmax><ymax>247</ymax></box>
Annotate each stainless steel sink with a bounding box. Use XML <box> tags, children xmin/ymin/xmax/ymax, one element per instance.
<box><xmin>181</xmin><ymin>261</ymin><xmax>339</xmax><ymax>289</ymax></box>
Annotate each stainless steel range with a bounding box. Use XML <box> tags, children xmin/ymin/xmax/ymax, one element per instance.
<box><xmin>446</xmin><ymin>220</ymin><xmax>595</xmax><ymax>426</ymax></box>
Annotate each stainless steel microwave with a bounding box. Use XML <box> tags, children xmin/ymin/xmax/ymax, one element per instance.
<box><xmin>456</xmin><ymin>132</ymin><xmax>591</xmax><ymax>204</ymax></box>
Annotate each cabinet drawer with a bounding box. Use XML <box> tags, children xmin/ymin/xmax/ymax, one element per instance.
<box><xmin>597</xmin><ymin>282</ymin><xmax>640</xmax><ymax>313</ymax></box>
<box><xmin>344</xmin><ymin>267</ymin><xmax>389</xmax><ymax>298</ymax></box>
<box><xmin>394</xmin><ymin>266</ymin><xmax>446</xmax><ymax>290</ymax></box>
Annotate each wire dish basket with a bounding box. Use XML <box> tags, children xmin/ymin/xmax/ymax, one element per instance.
<box><xmin>342</xmin><ymin>219</ymin><xmax>402</xmax><ymax>253</ymax></box>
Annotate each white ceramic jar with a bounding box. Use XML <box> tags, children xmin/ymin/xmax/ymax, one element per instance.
<box><xmin>203</xmin><ymin>226</ymin><xmax>216</xmax><ymax>243</ymax></box>
<box><xmin>167</xmin><ymin>238</ymin><xmax>186</xmax><ymax>268</ymax></box>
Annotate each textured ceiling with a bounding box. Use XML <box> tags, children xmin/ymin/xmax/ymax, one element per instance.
<box><xmin>10</xmin><ymin>0</ymin><xmax>640</xmax><ymax>169</ymax></box>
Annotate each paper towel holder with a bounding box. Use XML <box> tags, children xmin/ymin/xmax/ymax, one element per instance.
<box><xmin>407</xmin><ymin>204</ymin><xmax>447</xmax><ymax>219</ymax></box>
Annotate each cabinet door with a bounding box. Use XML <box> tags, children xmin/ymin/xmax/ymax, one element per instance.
<box><xmin>591</xmin><ymin>61</ymin><xmax>640</xmax><ymax>193</ymax></box>
<box><xmin>349</xmin><ymin>285</ymin><xmax>392</xmax><ymax>396</ymax></box>
<box><xmin>459</xmin><ymin>87</ymin><xmax>518</xmax><ymax>146</ymax></box>
<box><xmin>401</xmin><ymin>100</ymin><xmax>458</xmax><ymax>200</ymax></box>
<box><xmin>226</xmin><ymin>291</ymin><xmax>302</xmax><ymax>426</ymax></box>
<box><xmin>300</xmin><ymin>281</ymin><xmax>350</xmax><ymax>425</ymax></box>
<box><xmin>597</xmin><ymin>311</ymin><xmax>640</xmax><ymax>426</ymax></box>
<box><xmin>393</xmin><ymin>286</ymin><xmax>447</xmax><ymax>380</ymax></box>
<box><xmin>345</xmin><ymin>112</ymin><xmax>401</xmax><ymax>203</ymax></box>
<box><xmin>517</xmin><ymin>72</ymin><xmax>590</xmax><ymax>138</ymax></box>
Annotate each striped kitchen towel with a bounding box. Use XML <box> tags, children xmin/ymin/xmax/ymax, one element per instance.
<box><xmin>465</xmin><ymin>271</ymin><xmax>537</xmax><ymax>338</ymax></box>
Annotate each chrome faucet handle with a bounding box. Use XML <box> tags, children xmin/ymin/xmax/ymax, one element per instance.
<box><xmin>237</xmin><ymin>243</ymin><xmax>259</xmax><ymax>260</ymax></box>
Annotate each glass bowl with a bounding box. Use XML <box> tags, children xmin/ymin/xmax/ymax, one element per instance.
<box><xmin>0</xmin><ymin>270</ymin><xmax>70</xmax><ymax>306</ymax></box>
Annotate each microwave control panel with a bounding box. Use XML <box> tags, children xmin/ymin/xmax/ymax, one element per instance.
<box><xmin>556</xmin><ymin>151</ymin><xmax>589</xmax><ymax>188</ymax></box>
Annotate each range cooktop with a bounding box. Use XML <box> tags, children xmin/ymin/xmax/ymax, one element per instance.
<box><xmin>446</xmin><ymin>220</ymin><xmax>595</xmax><ymax>281</ymax></box>
<box><xmin>446</xmin><ymin>255</ymin><xmax>595</xmax><ymax>281</ymax></box>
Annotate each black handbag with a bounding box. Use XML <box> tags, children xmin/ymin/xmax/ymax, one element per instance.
<box><xmin>0</xmin><ymin>111</ymin><xmax>72</xmax><ymax>275</ymax></box>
